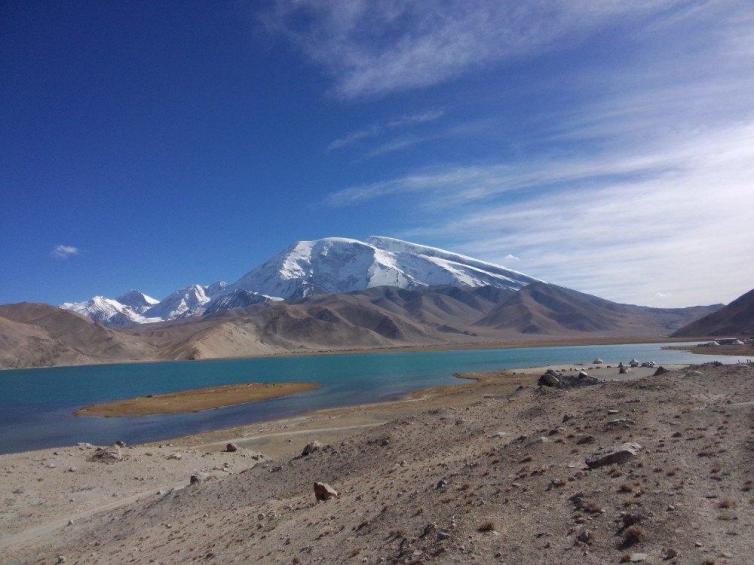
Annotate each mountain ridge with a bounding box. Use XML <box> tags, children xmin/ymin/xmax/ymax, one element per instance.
<box><xmin>61</xmin><ymin>236</ymin><xmax>542</xmax><ymax>327</ymax></box>
<box><xmin>673</xmin><ymin>287</ymin><xmax>754</xmax><ymax>337</ymax></box>
<box><xmin>2</xmin><ymin>283</ymin><xmax>722</xmax><ymax>369</ymax></box>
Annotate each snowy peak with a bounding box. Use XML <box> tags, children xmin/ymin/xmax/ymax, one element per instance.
<box><xmin>233</xmin><ymin>236</ymin><xmax>539</xmax><ymax>300</ymax></box>
<box><xmin>61</xmin><ymin>295</ymin><xmax>160</xmax><ymax>328</ymax></box>
<box><xmin>61</xmin><ymin>236</ymin><xmax>542</xmax><ymax>326</ymax></box>
<box><xmin>145</xmin><ymin>284</ymin><xmax>210</xmax><ymax>321</ymax></box>
<box><xmin>204</xmin><ymin>289</ymin><xmax>281</xmax><ymax>316</ymax></box>
<box><xmin>366</xmin><ymin>236</ymin><xmax>537</xmax><ymax>284</ymax></box>
<box><xmin>116</xmin><ymin>290</ymin><xmax>159</xmax><ymax>313</ymax></box>
<box><xmin>233</xmin><ymin>237</ymin><xmax>409</xmax><ymax>299</ymax></box>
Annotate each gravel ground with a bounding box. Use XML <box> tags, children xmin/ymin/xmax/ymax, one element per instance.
<box><xmin>3</xmin><ymin>362</ymin><xmax>754</xmax><ymax>564</ymax></box>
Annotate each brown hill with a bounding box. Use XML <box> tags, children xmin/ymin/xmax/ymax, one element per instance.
<box><xmin>0</xmin><ymin>285</ymin><xmax>722</xmax><ymax>369</ymax></box>
<box><xmin>477</xmin><ymin>282</ymin><xmax>721</xmax><ymax>336</ymax></box>
<box><xmin>673</xmin><ymin>287</ymin><xmax>754</xmax><ymax>337</ymax></box>
<box><xmin>0</xmin><ymin>303</ymin><xmax>156</xmax><ymax>369</ymax></box>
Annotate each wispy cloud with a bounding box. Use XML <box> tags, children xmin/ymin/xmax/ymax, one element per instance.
<box><xmin>321</xmin><ymin>1</ymin><xmax>754</xmax><ymax>306</ymax></box>
<box><xmin>52</xmin><ymin>245</ymin><xmax>79</xmax><ymax>260</ymax></box>
<box><xmin>263</xmin><ymin>0</ymin><xmax>686</xmax><ymax>98</ymax></box>
<box><xmin>328</xmin><ymin>109</ymin><xmax>444</xmax><ymax>150</ymax></box>
<box><xmin>393</xmin><ymin>120</ymin><xmax>754</xmax><ymax>307</ymax></box>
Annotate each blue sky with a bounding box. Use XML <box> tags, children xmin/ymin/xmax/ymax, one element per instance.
<box><xmin>2</xmin><ymin>0</ymin><xmax>753</xmax><ymax>307</ymax></box>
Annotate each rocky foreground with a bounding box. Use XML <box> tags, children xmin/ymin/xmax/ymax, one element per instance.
<box><xmin>3</xmin><ymin>363</ymin><xmax>754</xmax><ymax>564</ymax></box>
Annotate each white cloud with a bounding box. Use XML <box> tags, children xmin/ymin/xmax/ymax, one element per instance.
<box><xmin>264</xmin><ymin>0</ymin><xmax>686</xmax><ymax>98</ymax></box>
<box><xmin>316</xmin><ymin>0</ymin><xmax>754</xmax><ymax>307</ymax></box>
<box><xmin>328</xmin><ymin>109</ymin><xmax>444</xmax><ymax>150</ymax></box>
<box><xmin>392</xmin><ymin>120</ymin><xmax>754</xmax><ymax>306</ymax></box>
<box><xmin>52</xmin><ymin>245</ymin><xmax>79</xmax><ymax>259</ymax></box>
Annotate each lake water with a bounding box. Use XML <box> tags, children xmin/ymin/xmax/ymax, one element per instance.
<box><xmin>1</xmin><ymin>342</ymin><xmax>751</xmax><ymax>454</ymax></box>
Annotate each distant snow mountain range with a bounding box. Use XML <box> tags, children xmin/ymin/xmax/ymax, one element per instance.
<box><xmin>61</xmin><ymin>236</ymin><xmax>541</xmax><ymax>327</ymax></box>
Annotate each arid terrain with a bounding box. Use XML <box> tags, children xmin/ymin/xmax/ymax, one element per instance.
<box><xmin>673</xmin><ymin>288</ymin><xmax>754</xmax><ymax>337</ymax></box>
<box><xmin>3</xmin><ymin>362</ymin><xmax>754</xmax><ymax>563</ymax></box>
<box><xmin>668</xmin><ymin>343</ymin><xmax>754</xmax><ymax>357</ymax></box>
<box><xmin>0</xmin><ymin>283</ymin><xmax>722</xmax><ymax>369</ymax></box>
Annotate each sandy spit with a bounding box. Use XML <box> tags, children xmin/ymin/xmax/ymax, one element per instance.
<box><xmin>75</xmin><ymin>382</ymin><xmax>319</xmax><ymax>417</ymax></box>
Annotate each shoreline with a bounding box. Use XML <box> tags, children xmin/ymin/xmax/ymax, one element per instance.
<box><xmin>0</xmin><ymin>335</ymin><xmax>703</xmax><ymax>372</ymax></box>
<box><xmin>7</xmin><ymin>361</ymin><xmax>676</xmax><ymax>457</ymax></box>
<box><xmin>664</xmin><ymin>343</ymin><xmax>754</xmax><ymax>357</ymax></box>
<box><xmin>0</xmin><ymin>359</ymin><xmax>705</xmax><ymax>559</ymax></box>
<box><xmin>6</xmin><ymin>362</ymin><xmax>754</xmax><ymax>562</ymax></box>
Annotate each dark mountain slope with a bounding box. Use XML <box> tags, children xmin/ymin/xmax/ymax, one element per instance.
<box><xmin>476</xmin><ymin>283</ymin><xmax>721</xmax><ymax>336</ymax></box>
<box><xmin>673</xmin><ymin>288</ymin><xmax>754</xmax><ymax>337</ymax></box>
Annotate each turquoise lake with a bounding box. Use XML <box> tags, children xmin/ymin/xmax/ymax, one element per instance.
<box><xmin>1</xmin><ymin>342</ymin><xmax>751</xmax><ymax>454</ymax></box>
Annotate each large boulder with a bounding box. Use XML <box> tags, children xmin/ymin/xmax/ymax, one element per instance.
<box><xmin>539</xmin><ymin>368</ymin><xmax>602</xmax><ymax>389</ymax></box>
<box><xmin>302</xmin><ymin>441</ymin><xmax>323</xmax><ymax>456</ymax></box>
<box><xmin>586</xmin><ymin>443</ymin><xmax>642</xmax><ymax>468</ymax></box>
<box><xmin>313</xmin><ymin>481</ymin><xmax>339</xmax><ymax>501</ymax></box>
<box><xmin>538</xmin><ymin>370</ymin><xmax>561</xmax><ymax>387</ymax></box>
<box><xmin>88</xmin><ymin>446</ymin><xmax>123</xmax><ymax>464</ymax></box>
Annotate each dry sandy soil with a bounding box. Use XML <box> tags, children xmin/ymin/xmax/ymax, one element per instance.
<box><xmin>669</xmin><ymin>344</ymin><xmax>754</xmax><ymax>358</ymax></box>
<box><xmin>2</xmin><ymin>362</ymin><xmax>754</xmax><ymax>564</ymax></box>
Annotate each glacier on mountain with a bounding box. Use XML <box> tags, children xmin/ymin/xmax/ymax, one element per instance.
<box><xmin>61</xmin><ymin>295</ymin><xmax>162</xmax><ymax>328</ymax></box>
<box><xmin>61</xmin><ymin>237</ymin><xmax>539</xmax><ymax>326</ymax></box>
<box><xmin>233</xmin><ymin>236</ymin><xmax>540</xmax><ymax>300</ymax></box>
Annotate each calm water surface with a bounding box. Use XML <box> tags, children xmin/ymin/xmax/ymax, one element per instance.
<box><xmin>1</xmin><ymin>342</ymin><xmax>751</xmax><ymax>454</ymax></box>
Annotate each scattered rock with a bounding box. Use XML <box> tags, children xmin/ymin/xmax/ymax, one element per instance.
<box><xmin>88</xmin><ymin>446</ymin><xmax>123</xmax><ymax>464</ymax></box>
<box><xmin>653</xmin><ymin>366</ymin><xmax>670</xmax><ymax>376</ymax></box>
<box><xmin>225</xmin><ymin>442</ymin><xmax>238</xmax><ymax>453</ymax></box>
<box><xmin>167</xmin><ymin>452</ymin><xmax>182</xmax><ymax>460</ymax></box>
<box><xmin>420</xmin><ymin>523</ymin><xmax>437</xmax><ymax>538</ymax></box>
<box><xmin>313</xmin><ymin>481</ymin><xmax>339</xmax><ymax>501</ymax></box>
<box><xmin>190</xmin><ymin>473</ymin><xmax>203</xmax><ymax>485</ymax></box>
<box><xmin>302</xmin><ymin>441</ymin><xmax>323</xmax><ymax>456</ymax></box>
<box><xmin>621</xmin><ymin>512</ymin><xmax>646</xmax><ymax>528</ymax></box>
<box><xmin>538</xmin><ymin>370</ymin><xmax>560</xmax><ymax>387</ymax></box>
<box><xmin>576</xmin><ymin>529</ymin><xmax>592</xmax><ymax>544</ymax></box>
<box><xmin>622</xmin><ymin>525</ymin><xmax>647</xmax><ymax>547</ymax></box>
<box><xmin>586</xmin><ymin>443</ymin><xmax>642</xmax><ymax>468</ymax></box>
<box><xmin>526</xmin><ymin>436</ymin><xmax>550</xmax><ymax>447</ymax></box>
<box><xmin>607</xmin><ymin>418</ymin><xmax>636</xmax><ymax>428</ymax></box>
<box><xmin>661</xmin><ymin>548</ymin><xmax>678</xmax><ymax>560</ymax></box>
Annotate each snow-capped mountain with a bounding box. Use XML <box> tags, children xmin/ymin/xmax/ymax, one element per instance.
<box><xmin>116</xmin><ymin>290</ymin><xmax>159</xmax><ymax>313</ymax></box>
<box><xmin>233</xmin><ymin>236</ymin><xmax>540</xmax><ymax>300</ymax></box>
<box><xmin>61</xmin><ymin>295</ymin><xmax>161</xmax><ymax>328</ymax></box>
<box><xmin>203</xmin><ymin>289</ymin><xmax>281</xmax><ymax>316</ymax></box>
<box><xmin>143</xmin><ymin>284</ymin><xmax>211</xmax><ymax>321</ymax></box>
<box><xmin>61</xmin><ymin>237</ymin><xmax>541</xmax><ymax>326</ymax></box>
